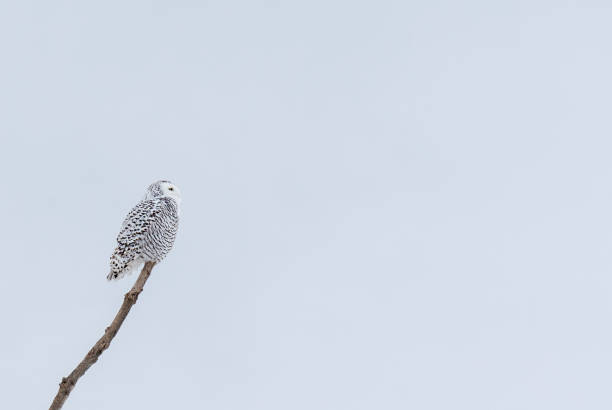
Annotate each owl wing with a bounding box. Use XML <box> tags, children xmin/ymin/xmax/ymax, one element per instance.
<box><xmin>108</xmin><ymin>199</ymin><xmax>162</xmax><ymax>279</ymax></box>
<box><xmin>116</xmin><ymin>199</ymin><xmax>162</xmax><ymax>254</ymax></box>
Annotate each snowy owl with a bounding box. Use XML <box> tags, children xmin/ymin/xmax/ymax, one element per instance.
<box><xmin>108</xmin><ymin>180</ymin><xmax>181</xmax><ymax>280</ymax></box>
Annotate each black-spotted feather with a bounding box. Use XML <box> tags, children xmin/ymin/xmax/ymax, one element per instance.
<box><xmin>108</xmin><ymin>197</ymin><xmax>178</xmax><ymax>280</ymax></box>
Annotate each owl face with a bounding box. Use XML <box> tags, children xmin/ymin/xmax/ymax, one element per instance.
<box><xmin>159</xmin><ymin>181</ymin><xmax>181</xmax><ymax>201</ymax></box>
<box><xmin>146</xmin><ymin>180</ymin><xmax>182</xmax><ymax>202</ymax></box>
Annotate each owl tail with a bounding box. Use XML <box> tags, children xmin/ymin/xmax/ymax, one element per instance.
<box><xmin>108</xmin><ymin>255</ymin><xmax>141</xmax><ymax>281</ymax></box>
<box><xmin>107</xmin><ymin>268</ymin><xmax>126</xmax><ymax>281</ymax></box>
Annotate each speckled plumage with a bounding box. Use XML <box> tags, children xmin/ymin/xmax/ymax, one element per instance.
<box><xmin>108</xmin><ymin>180</ymin><xmax>181</xmax><ymax>280</ymax></box>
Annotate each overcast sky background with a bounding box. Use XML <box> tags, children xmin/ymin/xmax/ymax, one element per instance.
<box><xmin>1</xmin><ymin>1</ymin><xmax>612</xmax><ymax>409</ymax></box>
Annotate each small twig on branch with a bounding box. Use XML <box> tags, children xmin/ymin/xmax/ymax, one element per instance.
<box><xmin>49</xmin><ymin>261</ymin><xmax>157</xmax><ymax>410</ymax></box>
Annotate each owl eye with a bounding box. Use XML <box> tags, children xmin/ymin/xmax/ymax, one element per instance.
<box><xmin>169</xmin><ymin>187</ymin><xmax>174</xmax><ymax>191</ymax></box>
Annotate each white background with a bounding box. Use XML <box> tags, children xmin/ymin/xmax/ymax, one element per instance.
<box><xmin>1</xmin><ymin>1</ymin><xmax>611</xmax><ymax>409</ymax></box>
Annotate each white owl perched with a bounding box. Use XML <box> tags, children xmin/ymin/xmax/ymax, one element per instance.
<box><xmin>108</xmin><ymin>180</ymin><xmax>181</xmax><ymax>280</ymax></box>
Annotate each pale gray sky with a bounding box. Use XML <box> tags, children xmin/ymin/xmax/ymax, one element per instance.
<box><xmin>2</xmin><ymin>1</ymin><xmax>612</xmax><ymax>409</ymax></box>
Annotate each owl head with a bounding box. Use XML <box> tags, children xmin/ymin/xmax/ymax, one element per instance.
<box><xmin>145</xmin><ymin>180</ymin><xmax>181</xmax><ymax>203</ymax></box>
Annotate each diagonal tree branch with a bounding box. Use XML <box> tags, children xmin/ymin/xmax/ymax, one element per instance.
<box><xmin>49</xmin><ymin>261</ymin><xmax>157</xmax><ymax>410</ymax></box>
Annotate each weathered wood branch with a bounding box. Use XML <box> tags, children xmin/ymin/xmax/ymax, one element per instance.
<box><xmin>49</xmin><ymin>261</ymin><xmax>157</xmax><ymax>410</ymax></box>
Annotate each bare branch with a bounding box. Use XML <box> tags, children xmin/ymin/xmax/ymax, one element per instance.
<box><xmin>49</xmin><ymin>261</ymin><xmax>157</xmax><ymax>410</ymax></box>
